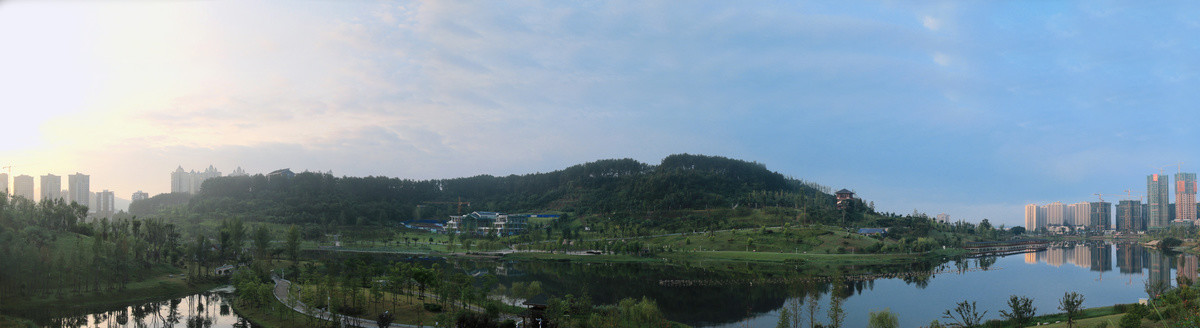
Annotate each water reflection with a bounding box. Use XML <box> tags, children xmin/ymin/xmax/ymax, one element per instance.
<box><xmin>37</xmin><ymin>292</ymin><xmax>252</xmax><ymax>328</ymax></box>
<box><xmin>475</xmin><ymin>242</ymin><xmax>1196</xmax><ymax>327</ymax></box>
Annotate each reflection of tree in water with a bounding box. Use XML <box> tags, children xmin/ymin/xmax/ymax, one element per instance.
<box><xmin>167</xmin><ymin>298</ymin><xmax>182</xmax><ymax>326</ymax></box>
<box><xmin>978</xmin><ymin>256</ymin><xmax>997</xmax><ymax>270</ymax></box>
<box><xmin>482</xmin><ymin>258</ymin><xmax>946</xmax><ymax>326</ymax></box>
<box><xmin>114</xmin><ymin>307</ymin><xmax>128</xmax><ymax>325</ymax></box>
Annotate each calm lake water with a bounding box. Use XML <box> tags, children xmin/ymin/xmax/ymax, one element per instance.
<box><xmin>38</xmin><ymin>242</ymin><xmax>1198</xmax><ymax>327</ymax></box>
<box><xmin>485</xmin><ymin>242</ymin><xmax>1197</xmax><ymax>327</ymax></box>
<box><xmin>33</xmin><ymin>291</ymin><xmax>253</xmax><ymax>328</ymax></box>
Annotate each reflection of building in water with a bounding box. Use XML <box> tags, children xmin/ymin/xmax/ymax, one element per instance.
<box><xmin>1148</xmin><ymin>251</ymin><xmax>1174</xmax><ymax>291</ymax></box>
<box><xmin>1090</xmin><ymin>244</ymin><xmax>1112</xmax><ymax>272</ymax></box>
<box><xmin>1047</xmin><ymin>248</ymin><xmax>1065</xmax><ymax>267</ymax></box>
<box><xmin>1116</xmin><ymin>243</ymin><xmax>1147</xmax><ymax>274</ymax></box>
<box><xmin>1179</xmin><ymin>255</ymin><xmax>1198</xmax><ymax>283</ymax></box>
<box><xmin>1072</xmin><ymin>246</ymin><xmax>1091</xmax><ymax>269</ymax></box>
<box><xmin>1025</xmin><ymin>252</ymin><xmax>1038</xmax><ymax>264</ymax></box>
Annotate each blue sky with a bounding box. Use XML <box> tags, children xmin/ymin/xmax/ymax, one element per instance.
<box><xmin>3</xmin><ymin>1</ymin><xmax>1200</xmax><ymax>226</ymax></box>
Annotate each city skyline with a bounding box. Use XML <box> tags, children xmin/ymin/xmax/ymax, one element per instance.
<box><xmin>10</xmin><ymin>1</ymin><xmax>1200</xmax><ymax>227</ymax></box>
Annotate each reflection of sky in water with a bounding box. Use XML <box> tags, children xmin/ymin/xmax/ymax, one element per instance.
<box><xmin>44</xmin><ymin>292</ymin><xmax>251</xmax><ymax>328</ymax></box>
<box><xmin>715</xmin><ymin>244</ymin><xmax>1195</xmax><ymax>328</ymax></box>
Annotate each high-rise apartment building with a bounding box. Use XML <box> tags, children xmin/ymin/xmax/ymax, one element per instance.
<box><xmin>1090</xmin><ymin>201</ymin><xmax>1112</xmax><ymax>230</ymax></box>
<box><xmin>1024</xmin><ymin>204</ymin><xmax>1044</xmax><ymax>230</ymax></box>
<box><xmin>1116</xmin><ymin>200</ymin><xmax>1146</xmax><ymax>232</ymax></box>
<box><xmin>1176</xmin><ymin>172</ymin><xmax>1197</xmax><ymax>221</ymax></box>
<box><xmin>40</xmin><ymin>174</ymin><xmax>61</xmax><ymax>202</ymax></box>
<box><xmin>13</xmin><ymin>175</ymin><xmax>34</xmax><ymax>200</ymax></box>
<box><xmin>1148</xmin><ymin>173</ymin><xmax>1171</xmax><ymax>229</ymax></box>
<box><xmin>0</xmin><ymin>173</ymin><xmax>7</xmax><ymax>195</ymax></box>
<box><xmin>229</xmin><ymin>166</ymin><xmax>248</xmax><ymax>176</ymax></box>
<box><xmin>171</xmin><ymin>165</ymin><xmax>223</xmax><ymax>194</ymax></box>
<box><xmin>936</xmin><ymin>213</ymin><xmax>950</xmax><ymax>223</ymax></box>
<box><xmin>1047</xmin><ymin>202</ymin><xmax>1066</xmax><ymax>226</ymax></box>
<box><xmin>1072</xmin><ymin>202</ymin><xmax>1092</xmax><ymax>228</ymax></box>
<box><xmin>97</xmin><ymin>190</ymin><xmax>115</xmax><ymax>217</ymax></box>
<box><xmin>68</xmin><ymin>173</ymin><xmax>90</xmax><ymax>207</ymax></box>
<box><xmin>1066</xmin><ymin>203</ymin><xmax>1077</xmax><ymax>226</ymax></box>
<box><xmin>132</xmin><ymin>190</ymin><xmax>149</xmax><ymax>202</ymax></box>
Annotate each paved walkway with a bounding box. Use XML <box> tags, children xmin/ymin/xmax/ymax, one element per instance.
<box><xmin>272</xmin><ymin>276</ymin><xmax>424</xmax><ymax>328</ymax></box>
<box><xmin>271</xmin><ymin>276</ymin><xmax>502</xmax><ymax>327</ymax></box>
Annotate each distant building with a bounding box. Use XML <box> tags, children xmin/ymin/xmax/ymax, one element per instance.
<box><xmin>40</xmin><ymin>174</ymin><xmax>61</xmax><ymax>202</ymax></box>
<box><xmin>267</xmin><ymin>168</ymin><xmax>295</xmax><ymax>181</ymax></box>
<box><xmin>97</xmin><ymin>190</ymin><xmax>115</xmax><ymax>217</ymax></box>
<box><xmin>1090</xmin><ymin>201</ymin><xmax>1111</xmax><ymax>231</ymax></box>
<box><xmin>835</xmin><ymin>189</ymin><xmax>855</xmax><ymax>209</ymax></box>
<box><xmin>446</xmin><ymin>211</ymin><xmax>528</xmax><ymax>236</ymax></box>
<box><xmin>13</xmin><ymin>175</ymin><xmax>34</xmax><ymax>200</ymax></box>
<box><xmin>68</xmin><ymin>173</ymin><xmax>90</xmax><ymax>207</ymax></box>
<box><xmin>171</xmin><ymin>165</ymin><xmax>223</xmax><ymax>194</ymax></box>
<box><xmin>132</xmin><ymin>190</ymin><xmax>149</xmax><ymax>202</ymax></box>
<box><xmin>1024</xmin><ymin>204</ymin><xmax>1044</xmax><ymax>230</ymax></box>
<box><xmin>1066</xmin><ymin>203</ymin><xmax>1077</xmax><ymax>226</ymax></box>
<box><xmin>0</xmin><ymin>173</ymin><xmax>7</xmax><ymax>195</ymax></box>
<box><xmin>1177</xmin><ymin>172</ymin><xmax>1197</xmax><ymax>222</ymax></box>
<box><xmin>1047</xmin><ymin>202</ymin><xmax>1066</xmax><ymax>226</ymax></box>
<box><xmin>936</xmin><ymin>213</ymin><xmax>950</xmax><ymax>223</ymax></box>
<box><xmin>1116</xmin><ymin>200</ymin><xmax>1146</xmax><ymax>232</ymax></box>
<box><xmin>1148</xmin><ymin>173</ymin><xmax>1171</xmax><ymax>229</ymax></box>
<box><xmin>229</xmin><ymin>166</ymin><xmax>248</xmax><ymax>176</ymax></box>
<box><xmin>1072</xmin><ymin>202</ymin><xmax>1092</xmax><ymax>229</ymax></box>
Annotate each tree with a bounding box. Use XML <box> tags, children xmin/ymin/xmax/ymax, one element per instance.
<box><xmin>999</xmin><ymin>295</ymin><xmax>1036</xmax><ymax>327</ymax></box>
<box><xmin>253</xmin><ymin>225</ymin><xmax>271</xmax><ymax>262</ymax></box>
<box><xmin>828</xmin><ymin>293</ymin><xmax>845</xmax><ymax>328</ymax></box>
<box><xmin>867</xmin><ymin>309</ymin><xmax>899</xmax><ymax>328</ymax></box>
<box><xmin>1059</xmin><ymin>292</ymin><xmax>1085</xmax><ymax>328</ymax></box>
<box><xmin>285</xmin><ymin>224</ymin><xmax>301</xmax><ymax>262</ymax></box>
<box><xmin>942</xmin><ymin>301</ymin><xmax>986</xmax><ymax>328</ymax></box>
<box><xmin>806</xmin><ymin>293</ymin><xmax>821</xmax><ymax>328</ymax></box>
<box><xmin>776</xmin><ymin>307</ymin><xmax>792</xmax><ymax>328</ymax></box>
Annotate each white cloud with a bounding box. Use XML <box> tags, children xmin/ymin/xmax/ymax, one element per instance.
<box><xmin>922</xmin><ymin>15</ymin><xmax>941</xmax><ymax>31</ymax></box>
<box><xmin>933</xmin><ymin>52</ymin><xmax>951</xmax><ymax>66</ymax></box>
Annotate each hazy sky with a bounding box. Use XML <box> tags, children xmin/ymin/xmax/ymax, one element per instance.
<box><xmin>4</xmin><ymin>1</ymin><xmax>1200</xmax><ymax>226</ymax></box>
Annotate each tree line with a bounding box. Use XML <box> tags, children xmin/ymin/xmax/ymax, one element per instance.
<box><xmin>133</xmin><ymin>154</ymin><xmax>838</xmax><ymax>228</ymax></box>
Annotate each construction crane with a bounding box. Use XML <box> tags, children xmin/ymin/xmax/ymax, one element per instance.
<box><xmin>1124</xmin><ymin>190</ymin><xmax>1143</xmax><ymax>201</ymax></box>
<box><xmin>1094</xmin><ymin>193</ymin><xmax>1106</xmax><ymax>202</ymax></box>
<box><xmin>423</xmin><ymin>197</ymin><xmax>471</xmax><ymax>215</ymax></box>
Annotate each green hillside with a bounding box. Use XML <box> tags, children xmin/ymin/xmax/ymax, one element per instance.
<box><xmin>145</xmin><ymin>154</ymin><xmax>849</xmax><ymax>229</ymax></box>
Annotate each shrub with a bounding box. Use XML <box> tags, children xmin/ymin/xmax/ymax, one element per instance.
<box><xmin>423</xmin><ymin>303</ymin><xmax>443</xmax><ymax>313</ymax></box>
<box><xmin>1118</xmin><ymin>313</ymin><xmax>1142</xmax><ymax>328</ymax></box>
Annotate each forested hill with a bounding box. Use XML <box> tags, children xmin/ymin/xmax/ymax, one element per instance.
<box><xmin>164</xmin><ymin>154</ymin><xmax>840</xmax><ymax>224</ymax></box>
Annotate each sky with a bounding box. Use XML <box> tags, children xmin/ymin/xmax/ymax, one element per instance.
<box><xmin>3</xmin><ymin>1</ymin><xmax>1200</xmax><ymax>226</ymax></box>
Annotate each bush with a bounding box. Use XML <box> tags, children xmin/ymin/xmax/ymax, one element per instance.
<box><xmin>423</xmin><ymin>303</ymin><xmax>443</xmax><ymax>313</ymax></box>
<box><xmin>1118</xmin><ymin>313</ymin><xmax>1142</xmax><ymax>328</ymax></box>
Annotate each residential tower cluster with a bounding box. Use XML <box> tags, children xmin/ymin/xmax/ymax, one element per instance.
<box><xmin>1025</xmin><ymin>172</ymin><xmax>1198</xmax><ymax>233</ymax></box>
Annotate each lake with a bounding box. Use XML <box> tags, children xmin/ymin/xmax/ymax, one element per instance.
<box><xmin>31</xmin><ymin>291</ymin><xmax>253</xmax><ymax>328</ymax></box>
<box><xmin>485</xmin><ymin>241</ymin><xmax>1196</xmax><ymax>327</ymax></box>
<box><xmin>37</xmin><ymin>241</ymin><xmax>1197</xmax><ymax>327</ymax></box>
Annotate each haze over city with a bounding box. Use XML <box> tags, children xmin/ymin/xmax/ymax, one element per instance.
<box><xmin>7</xmin><ymin>1</ymin><xmax>1200</xmax><ymax>227</ymax></box>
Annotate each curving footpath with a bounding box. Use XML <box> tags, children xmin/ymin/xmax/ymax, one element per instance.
<box><xmin>272</xmin><ymin>276</ymin><xmax>424</xmax><ymax>328</ymax></box>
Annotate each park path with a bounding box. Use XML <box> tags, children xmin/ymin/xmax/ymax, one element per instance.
<box><xmin>272</xmin><ymin>276</ymin><xmax>499</xmax><ymax>327</ymax></box>
<box><xmin>272</xmin><ymin>276</ymin><xmax>422</xmax><ymax>328</ymax></box>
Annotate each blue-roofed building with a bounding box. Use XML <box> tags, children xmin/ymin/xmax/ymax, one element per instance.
<box><xmin>446</xmin><ymin>211</ymin><xmax>528</xmax><ymax>236</ymax></box>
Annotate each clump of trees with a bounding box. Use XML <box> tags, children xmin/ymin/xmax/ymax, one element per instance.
<box><xmin>0</xmin><ymin>194</ymin><xmax>184</xmax><ymax>306</ymax></box>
